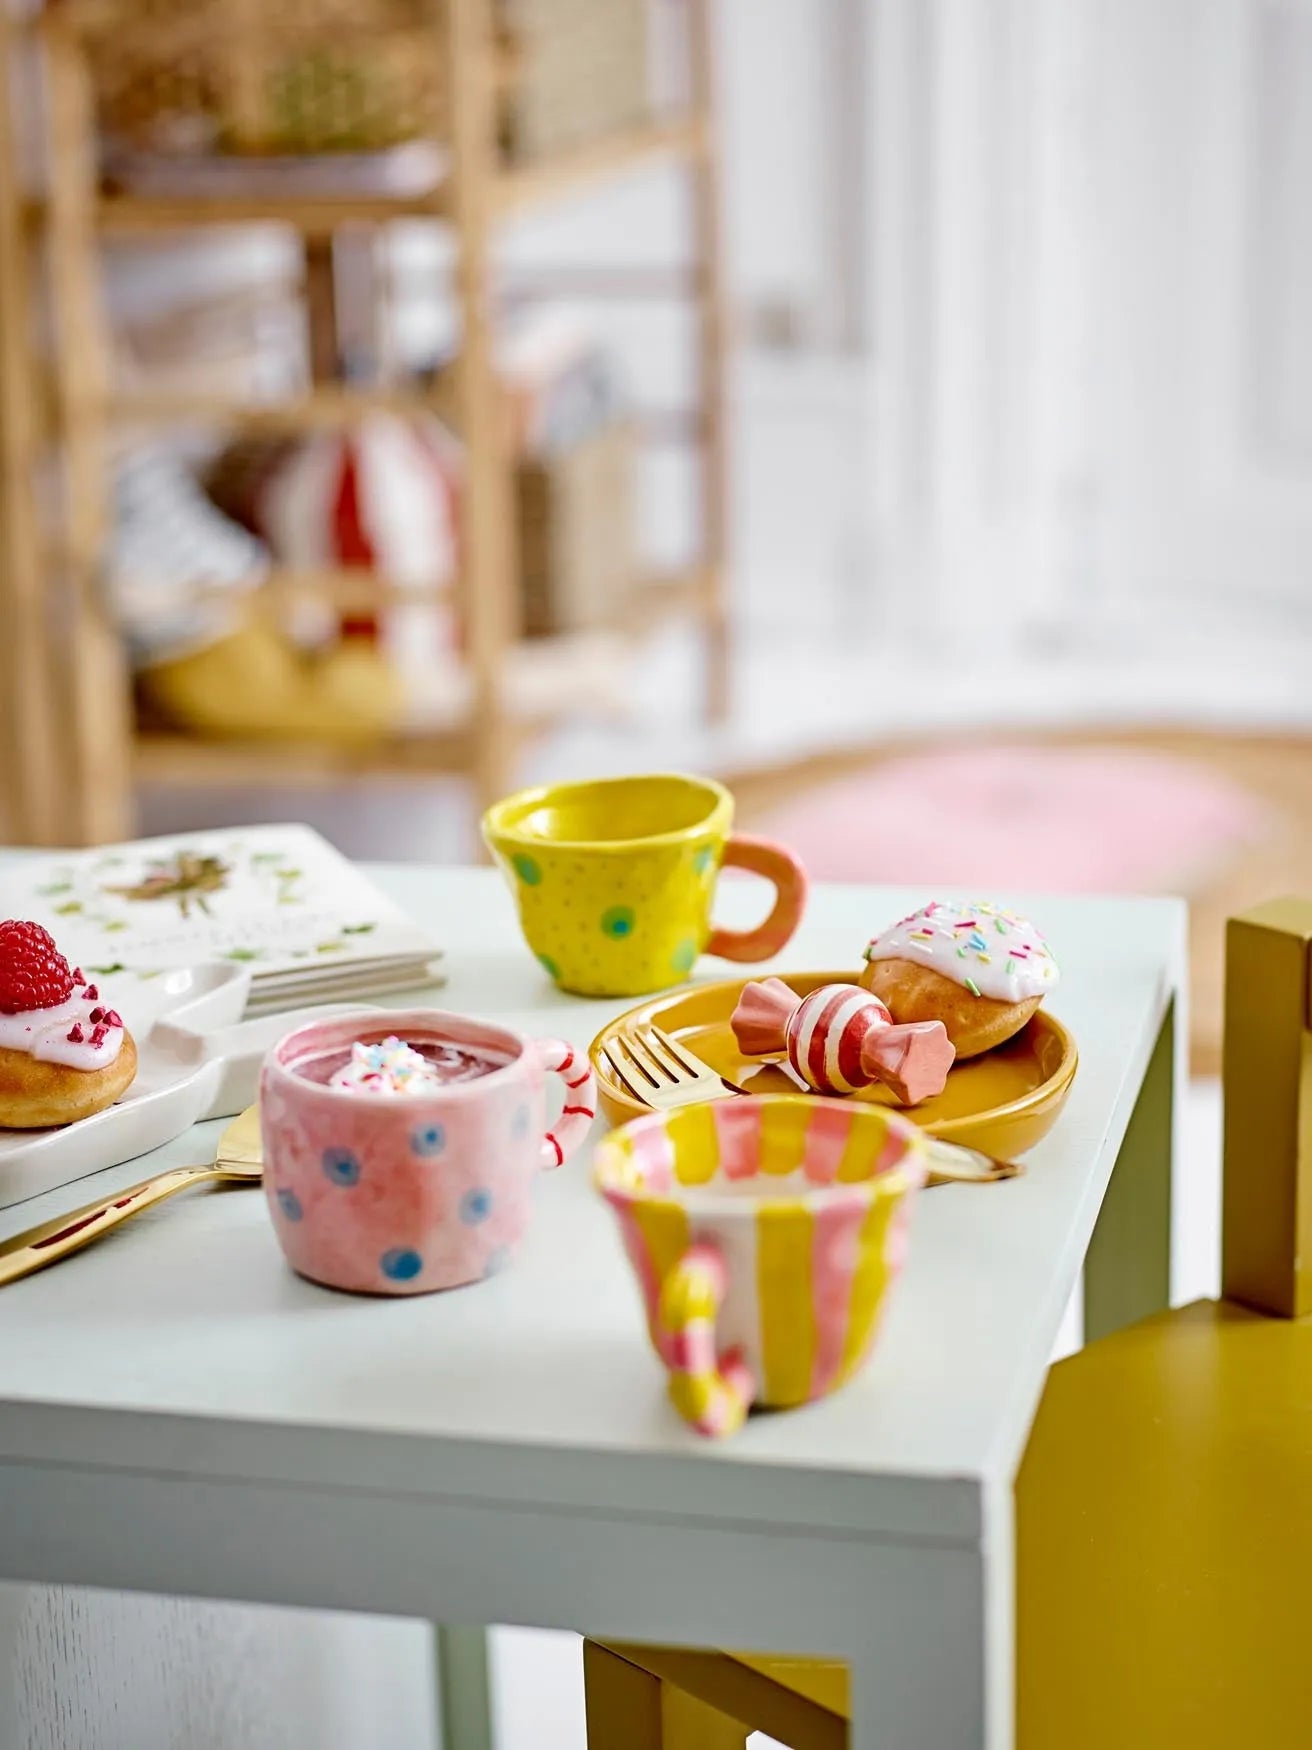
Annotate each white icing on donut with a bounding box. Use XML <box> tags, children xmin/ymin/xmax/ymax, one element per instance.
<box><xmin>0</xmin><ymin>993</ymin><xmax>126</xmax><ymax>1071</ymax></box>
<box><xmin>864</xmin><ymin>899</ymin><xmax>1059</xmax><ymax>1003</ymax></box>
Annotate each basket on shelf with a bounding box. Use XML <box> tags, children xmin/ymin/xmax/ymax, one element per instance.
<box><xmin>63</xmin><ymin>0</ymin><xmax>651</xmax><ymax>164</ymax></box>
<box><xmin>73</xmin><ymin>0</ymin><xmax>443</xmax><ymax>157</ymax></box>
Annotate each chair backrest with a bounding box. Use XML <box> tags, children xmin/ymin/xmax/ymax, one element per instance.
<box><xmin>1222</xmin><ymin>896</ymin><xmax>1312</xmax><ymax>1317</ymax></box>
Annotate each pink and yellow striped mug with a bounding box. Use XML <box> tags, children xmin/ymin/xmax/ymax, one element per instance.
<box><xmin>593</xmin><ymin>1095</ymin><xmax>927</xmax><ymax>1436</ymax></box>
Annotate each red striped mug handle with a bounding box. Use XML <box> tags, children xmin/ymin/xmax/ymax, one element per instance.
<box><xmin>536</xmin><ymin>1039</ymin><xmax>597</xmax><ymax>1170</ymax></box>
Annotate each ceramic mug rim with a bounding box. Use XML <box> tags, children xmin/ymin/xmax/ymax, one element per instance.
<box><xmin>592</xmin><ymin>1094</ymin><xmax>928</xmax><ymax>1221</ymax></box>
<box><xmin>481</xmin><ymin>772</ymin><xmax>734</xmax><ymax>855</ymax></box>
<box><xmin>264</xmin><ymin>1008</ymin><xmax>533</xmax><ymax>1110</ymax></box>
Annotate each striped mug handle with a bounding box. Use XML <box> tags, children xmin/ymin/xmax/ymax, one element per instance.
<box><xmin>536</xmin><ymin>1039</ymin><xmax>597</xmax><ymax>1170</ymax></box>
<box><xmin>657</xmin><ymin>1241</ymin><xmax>757</xmax><ymax>1438</ymax></box>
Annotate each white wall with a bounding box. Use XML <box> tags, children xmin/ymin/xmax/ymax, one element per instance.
<box><xmin>863</xmin><ymin>0</ymin><xmax>1312</xmax><ymax>659</ymax></box>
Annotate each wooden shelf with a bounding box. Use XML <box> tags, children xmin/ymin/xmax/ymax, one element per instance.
<box><xmin>625</xmin><ymin>564</ymin><xmax>713</xmax><ymax>632</ymax></box>
<box><xmin>492</xmin><ymin>115</ymin><xmax>706</xmax><ymax>215</ymax></box>
<box><xmin>92</xmin><ymin>189</ymin><xmax>448</xmax><ymax>235</ymax></box>
<box><xmin>108</xmin><ymin>385</ymin><xmax>437</xmax><ymax>431</ymax></box>
<box><xmin>0</xmin><ymin>0</ymin><xmax>728</xmax><ymax>842</ymax></box>
<box><xmin>131</xmin><ymin>568</ymin><xmax>710</xmax><ymax>791</ymax></box>
<box><xmin>132</xmin><ymin>726</ymin><xmax>475</xmax><ymax>787</ymax></box>
<box><xmin>26</xmin><ymin>114</ymin><xmax>704</xmax><ymax>241</ymax></box>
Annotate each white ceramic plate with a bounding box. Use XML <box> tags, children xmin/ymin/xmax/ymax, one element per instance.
<box><xmin>0</xmin><ymin>963</ymin><xmax>374</xmax><ymax>1212</ymax></box>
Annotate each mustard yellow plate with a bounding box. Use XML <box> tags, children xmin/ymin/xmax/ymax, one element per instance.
<box><xmin>591</xmin><ymin>970</ymin><xmax>1078</xmax><ymax>1158</ymax></box>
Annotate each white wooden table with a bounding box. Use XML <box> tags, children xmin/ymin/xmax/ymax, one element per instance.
<box><xmin>0</xmin><ymin>868</ymin><xmax>1185</xmax><ymax>1749</ymax></box>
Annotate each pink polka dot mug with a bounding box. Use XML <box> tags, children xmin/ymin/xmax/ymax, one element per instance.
<box><xmin>259</xmin><ymin>1009</ymin><xmax>596</xmax><ymax>1295</ymax></box>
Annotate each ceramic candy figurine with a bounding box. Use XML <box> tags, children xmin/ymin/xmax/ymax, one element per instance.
<box><xmin>860</xmin><ymin>899</ymin><xmax>1060</xmax><ymax>1059</ymax></box>
<box><xmin>731</xmin><ymin>977</ymin><xmax>955</xmax><ymax>1105</ymax></box>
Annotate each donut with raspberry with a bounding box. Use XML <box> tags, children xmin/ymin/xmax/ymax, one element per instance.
<box><xmin>0</xmin><ymin>922</ymin><xmax>137</xmax><ymax>1127</ymax></box>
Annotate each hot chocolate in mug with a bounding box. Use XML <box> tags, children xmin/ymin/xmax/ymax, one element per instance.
<box><xmin>259</xmin><ymin>1009</ymin><xmax>596</xmax><ymax>1295</ymax></box>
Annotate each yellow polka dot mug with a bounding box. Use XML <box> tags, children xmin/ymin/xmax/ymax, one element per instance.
<box><xmin>482</xmin><ymin>773</ymin><xmax>809</xmax><ymax>998</ymax></box>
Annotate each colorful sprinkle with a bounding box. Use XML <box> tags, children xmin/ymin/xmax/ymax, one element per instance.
<box><xmin>965</xmin><ymin>977</ymin><xmax>982</xmax><ymax>997</ymax></box>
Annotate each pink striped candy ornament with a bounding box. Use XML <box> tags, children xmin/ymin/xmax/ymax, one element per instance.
<box><xmin>732</xmin><ymin>977</ymin><xmax>955</xmax><ymax>1105</ymax></box>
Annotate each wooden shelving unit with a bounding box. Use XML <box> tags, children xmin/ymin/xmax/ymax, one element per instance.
<box><xmin>0</xmin><ymin>1</ymin><xmax>729</xmax><ymax>846</ymax></box>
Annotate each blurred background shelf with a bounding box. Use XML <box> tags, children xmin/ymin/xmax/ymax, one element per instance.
<box><xmin>0</xmin><ymin>0</ymin><xmax>728</xmax><ymax>846</ymax></box>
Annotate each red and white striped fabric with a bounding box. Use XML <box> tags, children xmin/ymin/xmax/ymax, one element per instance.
<box><xmin>784</xmin><ymin>984</ymin><xmax>895</xmax><ymax>1095</ymax></box>
<box><xmin>253</xmin><ymin>413</ymin><xmax>462</xmax><ymax>664</ymax></box>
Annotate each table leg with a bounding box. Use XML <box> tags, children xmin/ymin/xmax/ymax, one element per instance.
<box><xmin>435</xmin><ymin>1624</ymin><xmax>495</xmax><ymax>1750</ymax></box>
<box><xmin>0</xmin><ymin>1582</ymin><xmax>27</xmax><ymax>1747</ymax></box>
<box><xmin>1083</xmin><ymin>1002</ymin><xmax>1177</xmax><ymax>1344</ymax></box>
<box><xmin>847</xmin><ymin>1539</ymin><xmax>997</xmax><ymax>1749</ymax></box>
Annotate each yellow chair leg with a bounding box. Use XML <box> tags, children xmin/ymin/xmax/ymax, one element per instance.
<box><xmin>662</xmin><ymin>1684</ymin><xmax>750</xmax><ymax>1750</ymax></box>
<box><xmin>584</xmin><ymin>1640</ymin><xmax>664</xmax><ymax>1750</ymax></box>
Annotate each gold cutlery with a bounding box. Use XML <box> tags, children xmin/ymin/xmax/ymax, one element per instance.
<box><xmin>0</xmin><ymin>1106</ymin><xmax>262</xmax><ymax>1288</ymax></box>
<box><xmin>602</xmin><ymin>1023</ymin><xmax>741</xmax><ymax>1109</ymax></box>
<box><xmin>608</xmin><ymin>1023</ymin><xmax>1022</xmax><ymax>1187</ymax></box>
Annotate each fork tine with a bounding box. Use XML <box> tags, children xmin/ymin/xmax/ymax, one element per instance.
<box><xmin>636</xmin><ymin>1023</ymin><xmax>694</xmax><ymax>1082</ymax></box>
<box><xmin>601</xmin><ymin>1044</ymin><xmax>648</xmax><ymax>1103</ymax></box>
<box><xmin>645</xmin><ymin>1023</ymin><xmax>708</xmax><ymax>1079</ymax></box>
<box><xmin>620</xmin><ymin>1030</ymin><xmax>673</xmax><ymax>1087</ymax></box>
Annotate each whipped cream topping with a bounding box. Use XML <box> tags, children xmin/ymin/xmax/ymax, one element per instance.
<box><xmin>330</xmin><ymin>1036</ymin><xmax>453</xmax><ymax>1097</ymax></box>
<box><xmin>864</xmin><ymin>899</ymin><xmax>1059</xmax><ymax>1004</ymax></box>
<box><xmin>0</xmin><ymin>975</ymin><xmax>126</xmax><ymax>1072</ymax></box>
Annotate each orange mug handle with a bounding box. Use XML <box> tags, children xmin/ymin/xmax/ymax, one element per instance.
<box><xmin>705</xmin><ymin>834</ymin><xmax>808</xmax><ymax>963</ymax></box>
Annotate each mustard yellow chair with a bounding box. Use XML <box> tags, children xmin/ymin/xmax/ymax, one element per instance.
<box><xmin>585</xmin><ymin>898</ymin><xmax>1312</xmax><ymax>1749</ymax></box>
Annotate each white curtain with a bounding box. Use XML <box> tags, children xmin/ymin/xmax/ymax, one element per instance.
<box><xmin>860</xmin><ymin>0</ymin><xmax>1312</xmax><ymax>661</ymax></box>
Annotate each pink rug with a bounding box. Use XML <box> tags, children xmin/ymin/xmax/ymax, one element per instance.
<box><xmin>756</xmin><ymin>745</ymin><xmax>1269</xmax><ymax>893</ymax></box>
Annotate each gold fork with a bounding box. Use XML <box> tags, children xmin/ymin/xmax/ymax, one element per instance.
<box><xmin>605</xmin><ymin>1025</ymin><xmax>1022</xmax><ymax>1186</ymax></box>
<box><xmin>604</xmin><ymin>1022</ymin><xmax>742</xmax><ymax>1109</ymax></box>
<box><xmin>0</xmin><ymin>1106</ymin><xmax>263</xmax><ymax>1288</ymax></box>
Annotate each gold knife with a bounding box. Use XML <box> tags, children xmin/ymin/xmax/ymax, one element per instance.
<box><xmin>0</xmin><ymin>1106</ymin><xmax>262</xmax><ymax>1288</ymax></box>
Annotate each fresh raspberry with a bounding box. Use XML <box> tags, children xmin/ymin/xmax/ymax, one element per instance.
<box><xmin>0</xmin><ymin>920</ymin><xmax>75</xmax><ymax>1014</ymax></box>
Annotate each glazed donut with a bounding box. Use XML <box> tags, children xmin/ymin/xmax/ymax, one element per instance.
<box><xmin>0</xmin><ymin>1030</ymin><xmax>138</xmax><ymax>1129</ymax></box>
<box><xmin>0</xmin><ymin>921</ymin><xmax>138</xmax><ymax>1128</ymax></box>
<box><xmin>860</xmin><ymin>900</ymin><xmax>1059</xmax><ymax>1059</ymax></box>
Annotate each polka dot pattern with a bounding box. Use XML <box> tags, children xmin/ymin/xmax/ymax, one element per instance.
<box><xmin>492</xmin><ymin>823</ymin><xmax>732</xmax><ymax>996</ymax></box>
<box><xmin>412</xmin><ymin>1121</ymin><xmax>445</xmax><ymax>1157</ymax></box>
<box><xmin>460</xmin><ymin>1188</ymin><xmax>493</xmax><ymax>1225</ymax></box>
<box><xmin>380</xmin><ymin>1247</ymin><xmax>423</xmax><ymax>1282</ymax></box>
<box><xmin>601</xmin><ymin>904</ymin><xmax>636</xmax><ymax>939</ymax></box>
<box><xmin>275</xmin><ymin>1187</ymin><xmax>303</xmax><ymax>1222</ymax></box>
<box><xmin>671</xmin><ymin>938</ymin><xmax>698</xmax><ymax>974</ymax></box>
<box><xmin>322</xmin><ymin>1147</ymin><xmax>361</xmax><ymax>1187</ymax></box>
<box><xmin>510</xmin><ymin>1104</ymin><xmax>530</xmax><ymax>1140</ymax></box>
